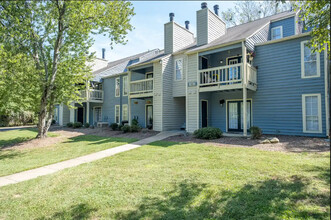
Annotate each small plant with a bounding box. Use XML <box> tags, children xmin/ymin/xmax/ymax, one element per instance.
<box><xmin>90</xmin><ymin>125</ymin><xmax>95</xmax><ymax>129</ymax></box>
<box><xmin>84</xmin><ymin>123</ymin><xmax>90</xmax><ymax>128</ymax></box>
<box><xmin>131</xmin><ymin>118</ymin><xmax>139</xmax><ymax>126</ymax></box>
<box><xmin>73</xmin><ymin>122</ymin><xmax>83</xmax><ymax>128</ymax></box>
<box><xmin>193</xmin><ymin>127</ymin><xmax>222</xmax><ymax>140</ymax></box>
<box><xmin>121</xmin><ymin>125</ymin><xmax>131</xmax><ymax>133</ymax></box>
<box><xmin>51</xmin><ymin>119</ymin><xmax>56</xmax><ymax>125</ymax></box>
<box><xmin>131</xmin><ymin>124</ymin><xmax>141</xmax><ymax>132</ymax></box>
<box><xmin>250</xmin><ymin>126</ymin><xmax>262</xmax><ymax>139</ymax></box>
<box><xmin>118</xmin><ymin>124</ymin><xmax>123</xmax><ymax>131</ymax></box>
<box><xmin>67</xmin><ymin>122</ymin><xmax>73</xmax><ymax>128</ymax></box>
<box><xmin>110</xmin><ymin>123</ymin><xmax>119</xmax><ymax>131</ymax></box>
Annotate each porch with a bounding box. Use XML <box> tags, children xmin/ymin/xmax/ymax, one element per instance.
<box><xmin>129</xmin><ymin>65</ymin><xmax>154</xmax><ymax>98</ymax></box>
<box><xmin>130</xmin><ymin>97</ymin><xmax>153</xmax><ymax>129</ymax></box>
<box><xmin>79</xmin><ymin>89</ymin><xmax>103</xmax><ymax>103</ymax></box>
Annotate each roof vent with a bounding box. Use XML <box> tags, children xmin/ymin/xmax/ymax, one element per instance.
<box><xmin>169</xmin><ymin>12</ymin><xmax>175</xmax><ymax>22</ymax></box>
<box><xmin>213</xmin><ymin>5</ymin><xmax>219</xmax><ymax>16</ymax></box>
<box><xmin>201</xmin><ymin>2</ymin><xmax>207</xmax><ymax>9</ymax></box>
<box><xmin>185</xmin><ymin>20</ymin><xmax>190</xmax><ymax>30</ymax></box>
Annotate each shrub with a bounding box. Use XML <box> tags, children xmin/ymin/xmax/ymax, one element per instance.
<box><xmin>90</xmin><ymin>125</ymin><xmax>95</xmax><ymax>129</ymax></box>
<box><xmin>110</xmin><ymin>123</ymin><xmax>119</xmax><ymax>131</ymax></box>
<box><xmin>131</xmin><ymin>118</ymin><xmax>139</xmax><ymax>126</ymax></box>
<box><xmin>131</xmin><ymin>124</ymin><xmax>141</xmax><ymax>132</ymax></box>
<box><xmin>250</xmin><ymin>126</ymin><xmax>262</xmax><ymax>139</ymax></box>
<box><xmin>118</xmin><ymin>124</ymin><xmax>123</xmax><ymax>131</ymax></box>
<box><xmin>84</xmin><ymin>123</ymin><xmax>90</xmax><ymax>128</ymax></box>
<box><xmin>67</xmin><ymin>122</ymin><xmax>73</xmax><ymax>128</ymax></box>
<box><xmin>121</xmin><ymin>125</ymin><xmax>131</xmax><ymax>133</ymax></box>
<box><xmin>73</xmin><ymin>122</ymin><xmax>83</xmax><ymax>128</ymax></box>
<box><xmin>193</xmin><ymin>127</ymin><xmax>223</xmax><ymax>140</ymax></box>
<box><xmin>51</xmin><ymin>119</ymin><xmax>56</xmax><ymax>125</ymax></box>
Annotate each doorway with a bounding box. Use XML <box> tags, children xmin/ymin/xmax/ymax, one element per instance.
<box><xmin>77</xmin><ymin>107</ymin><xmax>84</xmax><ymax>124</ymax></box>
<box><xmin>201</xmin><ymin>100</ymin><xmax>208</xmax><ymax>128</ymax></box>
<box><xmin>227</xmin><ymin>100</ymin><xmax>251</xmax><ymax>131</ymax></box>
<box><xmin>146</xmin><ymin>105</ymin><xmax>153</xmax><ymax>128</ymax></box>
<box><xmin>227</xmin><ymin>56</ymin><xmax>242</xmax><ymax>81</ymax></box>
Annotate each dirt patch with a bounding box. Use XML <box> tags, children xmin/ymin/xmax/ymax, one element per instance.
<box><xmin>163</xmin><ymin>134</ymin><xmax>330</xmax><ymax>153</ymax></box>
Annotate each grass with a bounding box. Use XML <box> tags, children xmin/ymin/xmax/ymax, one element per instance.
<box><xmin>0</xmin><ymin>135</ymin><xmax>137</xmax><ymax>176</ymax></box>
<box><xmin>0</xmin><ymin>141</ymin><xmax>329</xmax><ymax>219</ymax></box>
<box><xmin>0</xmin><ymin>128</ymin><xmax>57</xmax><ymax>148</ymax></box>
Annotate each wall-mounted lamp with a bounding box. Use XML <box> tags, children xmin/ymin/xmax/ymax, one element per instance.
<box><xmin>219</xmin><ymin>60</ymin><xmax>223</xmax><ymax>64</ymax></box>
<box><xmin>219</xmin><ymin>99</ymin><xmax>225</xmax><ymax>107</ymax></box>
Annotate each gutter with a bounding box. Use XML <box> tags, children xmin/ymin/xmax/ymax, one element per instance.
<box><xmin>101</xmin><ymin>72</ymin><xmax>128</xmax><ymax>79</ymax></box>
<box><xmin>256</xmin><ymin>32</ymin><xmax>311</xmax><ymax>46</ymax></box>
<box><xmin>127</xmin><ymin>54</ymin><xmax>171</xmax><ymax>69</ymax></box>
<box><xmin>185</xmin><ymin>39</ymin><xmax>245</xmax><ymax>55</ymax></box>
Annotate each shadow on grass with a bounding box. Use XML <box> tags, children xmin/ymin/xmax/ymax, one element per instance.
<box><xmin>0</xmin><ymin>150</ymin><xmax>24</xmax><ymax>160</ymax></box>
<box><xmin>37</xmin><ymin>203</ymin><xmax>97</xmax><ymax>220</ymax></box>
<box><xmin>62</xmin><ymin>135</ymin><xmax>136</xmax><ymax>146</ymax></box>
<box><xmin>0</xmin><ymin>137</ymin><xmax>32</xmax><ymax>149</ymax></box>
<box><xmin>147</xmin><ymin>141</ymin><xmax>189</xmax><ymax>148</ymax></box>
<box><xmin>116</xmin><ymin>175</ymin><xmax>329</xmax><ymax>219</ymax></box>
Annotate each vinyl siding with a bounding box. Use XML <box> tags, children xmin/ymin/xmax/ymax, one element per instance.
<box><xmin>269</xmin><ymin>16</ymin><xmax>295</xmax><ymax>40</ymax></box>
<box><xmin>196</xmin><ymin>9</ymin><xmax>208</xmax><ymax>46</ymax></box>
<box><xmin>62</xmin><ymin>104</ymin><xmax>70</xmax><ymax>126</ymax></box>
<box><xmin>253</xmin><ymin>35</ymin><xmax>326</xmax><ymax>137</ymax></box>
<box><xmin>246</xmin><ymin>23</ymin><xmax>270</xmax><ymax>51</ymax></box>
<box><xmin>153</xmin><ymin>62</ymin><xmax>163</xmax><ymax>131</ymax></box>
<box><xmin>164</xmin><ymin>22</ymin><xmax>173</xmax><ymax>54</ymax></box>
<box><xmin>131</xmin><ymin>98</ymin><xmax>152</xmax><ymax>128</ymax></box>
<box><xmin>164</xmin><ymin>22</ymin><xmax>194</xmax><ymax>54</ymax></box>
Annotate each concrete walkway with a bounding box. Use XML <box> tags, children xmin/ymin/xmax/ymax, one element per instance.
<box><xmin>0</xmin><ymin>130</ymin><xmax>184</xmax><ymax>187</ymax></box>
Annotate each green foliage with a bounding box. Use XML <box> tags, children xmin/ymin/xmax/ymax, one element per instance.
<box><xmin>84</xmin><ymin>123</ymin><xmax>90</xmax><ymax>128</ymax></box>
<box><xmin>66</xmin><ymin>122</ymin><xmax>73</xmax><ymax>128</ymax></box>
<box><xmin>121</xmin><ymin>125</ymin><xmax>131</xmax><ymax>133</ymax></box>
<box><xmin>118</xmin><ymin>125</ymin><xmax>123</xmax><ymax>131</ymax></box>
<box><xmin>73</xmin><ymin>122</ymin><xmax>82</xmax><ymax>129</ymax></box>
<box><xmin>0</xmin><ymin>1</ymin><xmax>135</xmax><ymax>137</ymax></box>
<box><xmin>131</xmin><ymin>118</ymin><xmax>139</xmax><ymax>126</ymax></box>
<box><xmin>131</xmin><ymin>124</ymin><xmax>141</xmax><ymax>132</ymax></box>
<box><xmin>110</xmin><ymin>123</ymin><xmax>119</xmax><ymax>131</ymax></box>
<box><xmin>250</xmin><ymin>126</ymin><xmax>262</xmax><ymax>139</ymax></box>
<box><xmin>193</xmin><ymin>127</ymin><xmax>223</xmax><ymax>140</ymax></box>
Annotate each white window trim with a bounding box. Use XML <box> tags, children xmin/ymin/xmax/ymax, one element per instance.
<box><xmin>122</xmin><ymin>104</ymin><xmax>128</xmax><ymax>121</ymax></box>
<box><xmin>301</xmin><ymin>40</ymin><xmax>320</xmax><ymax>78</ymax></box>
<box><xmin>122</xmin><ymin>76</ymin><xmax>128</xmax><ymax>96</ymax></box>
<box><xmin>174</xmin><ymin>58</ymin><xmax>184</xmax><ymax>81</ymax></box>
<box><xmin>302</xmin><ymin>93</ymin><xmax>322</xmax><ymax>133</ymax></box>
<box><xmin>115</xmin><ymin>105</ymin><xmax>120</xmax><ymax>124</ymax></box>
<box><xmin>115</xmin><ymin>77</ymin><xmax>120</xmax><ymax>97</ymax></box>
<box><xmin>93</xmin><ymin>106</ymin><xmax>102</xmax><ymax>123</ymax></box>
<box><xmin>271</xmin><ymin>26</ymin><xmax>283</xmax><ymax>40</ymax></box>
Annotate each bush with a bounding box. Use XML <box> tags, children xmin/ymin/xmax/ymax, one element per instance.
<box><xmin>90</xmin><ymin>125</ymin><xmax>95</xmax><ymax>129</ymax></box>
<box><xmin>250</xmin><ymin>126</ymin><xmax>262</xmax><ymax>139</ymax></box>
<box><xmin>131</xmin><ymin>118</ymin><xmax>139</xmax><ymax>126</ymax></box>
<box><xmin>131</xmin><ymin>124</ymin><xmax>141</xmax><ymax>132</ymax></box>
<box><xmin>51</xmin><ymin>119</ymin><xmax>56</xmax><ymax>125</ymax></box>
<box><xmin>193</xmin><ymin>127</ymin><xmax>223</xmax><ymax>140</ymax></box>
<box><xmin>84</xmin><ymin>123</ymin><xmax>90</xmax><ymax>128</ymax></box>
<box><xmin>67</xmin><ymin>122</ymin><xmax>73</xmax><ymax>128</ymax></box>
<box><xmin>121</xmin><ymin>125</ymin><xmax>131</xmax><ymax>133</ymax></box>
<box><xmin>118</xmin><ymin>124</ymin><xmax>123</xmax><ymax>131</ymax></box>
<box><xmin>110</xmin><ymin>123</ymin><xmax>119</xmax><ymax>131</ymax></box>
<box><xmin>73</xmin><ymin>122</ymin><xmax>83</xmax><ymax>128</ymax></box>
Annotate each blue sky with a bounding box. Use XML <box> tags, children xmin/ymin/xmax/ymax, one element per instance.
<box><xmin>90</xmin><ymin>1</ymin><xmax>235</xmax><ymax>61</ymax></box>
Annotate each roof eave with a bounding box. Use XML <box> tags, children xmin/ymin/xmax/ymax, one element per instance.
<box><xmin>185</xmin><ymin>39</ymin><xmax>245</xmax><ymax>55</ymax></box>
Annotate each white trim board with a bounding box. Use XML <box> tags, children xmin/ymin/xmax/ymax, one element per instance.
<box><xmin>300</xmin><ymin>40</ymin><xmax>320</xmax><ymax>78</ymax></box>
<box><xmin>225</xmin><ymin>98</ymin><xmax>253</xmax><ymax>133</ymax></box>
<box><xmin>302</xmin><ymin>93</ymin><xmax>322</xmax><ymax>134</ymax></box>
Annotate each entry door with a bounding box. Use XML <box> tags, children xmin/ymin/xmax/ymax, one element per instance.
<box><xmin>228</xmin><ymin>57</ymin><xmax>241</xmax><ymax>80</ymax></box>
<box><xmin>77</xmin><ymin>107</ymin><xmax>84</xmax><ymax>124</ymax></box>
<box><xmin>146</xmin><ymin>105</ymin><xmax>153</xmax><ymax>126</ymax></box>
<box><xmin>201</xmin><ymin>100</ymin><xmax>208</xmax><ymax>127</ymax></box>
<box><xmin>228</xmin><ymin>101</ymin><xmax>251</xmax><ymax>131</ymax></box>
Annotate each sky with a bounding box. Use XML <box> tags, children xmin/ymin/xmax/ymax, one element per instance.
<box><xmin>89</xmin><ymin>1</ymin><xmax>235</xmax><ymax>62</ymax></box>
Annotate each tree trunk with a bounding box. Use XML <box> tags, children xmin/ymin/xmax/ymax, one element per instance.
<box><xmin>36</xmin><ymin>91</ymin><xmax>49</xmax><ymax>138</ymax></box>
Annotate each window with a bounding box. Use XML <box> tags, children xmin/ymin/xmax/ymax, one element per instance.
<box><xmin>302</xmin><ymin>94</ymin><xmax>322</xmax><ymax>133</ymax></box>
<box><xmin>301</xmin><ymin>40</ymin><xmax>320</xmax><ymax>78</ymax></box>
<box><xmin>146</xmin><ymin>72</ymin><xmax>153</xmax><ymax>79</ymax></box>
<box><xmin>271</xmin><ymin>26</ymin><xmax>283</xmax><ymax>40</ymax></box>
<box><xmin>122</xmin><ymin>104</ymin><xmax>128</xmax><ymax>121</ymax></box>
<box><xmin>123</xmin><ymin>76</ymin><xmax>128</xmax><ymax>96</ymax></box>
<box><xmin>115</xmin><ymin>77</ymin><xmax>120</xmax><ymax>97</ymax></box>
<box><xmin>94</xmin><ymin>107</ymin><xmax>102</xmax><ymax>123</ymax></box>
<box><xmin>115</xmin><ymin>105</ymin><xmax>120</xmax><ymax>124</ymax></box>
<box><xmin>175</xmin><ymin>58</ymin><xmax>183</xmax><ymax>80</ymax></box>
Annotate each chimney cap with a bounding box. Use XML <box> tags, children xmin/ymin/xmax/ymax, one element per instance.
<box><xmin>201</xmin><ymin>2</ymin><xmax>207</xmax><ymax>9</ymax></box>
<box><xmin>169</xmin><ymin>12</ymin><xmax>175</xmax><ymax>21</ymax></box>
<box><xmin>185</xmin><ymin>20</ymin><xmax>190</xmax><ymax>24</ymax></box>
<box><xmin>213</xmin><ymin>4</ymin><xmax>219</xmax><ymax>10</ymax></box>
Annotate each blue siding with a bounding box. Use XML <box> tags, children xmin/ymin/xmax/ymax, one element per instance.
<box><xmin>130</xmin><ymin>98</ymin><xmax>153</xmax><ymax>128</ymax></box>
<box><xmin>269</xmin><ymin>16</ymin><xmax>295</xmax><ymax>40</ymax></box>
<box><xmin>253</xmin><ymin>36</ymin><xmax>326</xmax><ymax>137</ymax></box>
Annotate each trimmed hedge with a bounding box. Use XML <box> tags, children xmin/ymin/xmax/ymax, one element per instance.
<box><xmin>84</xmin><ymin>123</ymin><xmax>90</xmax><ymax>128</ymax></box>
<box><xmin>250</xmin><ymin>126</ymin><xmax>262</xmax><ymax>139</ymax></box>
<box><xmin>131</xmin><ymin>124</ymin><xmax>141</xmax><ymax>132</ymax></box>
<box><xmin>121</xmin><ymin>125</ymin><xmax>131</xmax><ymax>133</ymax></box>
<box><xmin>73</xmin><ymin>122</ymin><xmax>83</xmax><ymax>128</ymax></box>
<box><xmin>110</xmin><ymin>123</ymin><xmax>119</xmax><ymax>131</ymax></box>
<box><xmin>193</xmin><ymin>127</ymin><xmax>223</xmax><ymax>140</ymax></box>
<box><xmin>67</xmin><ymin>122</ymin><xmax>73</xmax><ymax>128</ymax></box>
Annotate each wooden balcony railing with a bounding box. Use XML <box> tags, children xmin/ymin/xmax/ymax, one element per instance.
<box><xmin>130</xmin><ymin>78</ymin><xmax>153</xmax><ymax>95</ymax></box>
<box><xmin>80</xmin><ymin>89</ymin><xmax>103</xmax><ymax>102</ymax></box>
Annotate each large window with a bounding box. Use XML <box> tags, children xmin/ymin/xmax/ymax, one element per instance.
<box><xmin>115</xmin><ymin>105</ymin><xmax>120</xmax><ymax>124</ymax></box>
<box><xmin>175</xmin><ymin>58</ymin><xmax>183</xmax><ymax>81</ymax></box>
<box><xmin>123</xmin><ymin>76</ymin><xmax>128</xmax><ymax>96</ymax></box>
<box><xmin>122</xmin><ymin>104</ymin><xmax>128</xmax><ymax>121</ymax></box>
<box><xmin>271</xmin><ymin>26</ymin><xmax>283</xmax><ymax>40</ymax></box>
<box><xmin>302</xmin><ymin>94</ymin><xmax>322</xmax><ymax>133</ymax></box>
<box><xmin>301</xmin><ymin>40</ymin><xmax>320</xmax><ymax>78</ymax></box>
<box><xmin>115</xmin><ymin>77</ymin><xmax>120</xmax><ymax>97</ymax></box>
<box><xmin>94</xmin><ymin>107</ymin><xmax>102</xmax><ymax>123</ymax></box>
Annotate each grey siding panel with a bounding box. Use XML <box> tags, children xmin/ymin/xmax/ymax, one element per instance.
<box><xmin>253</xmin><ymin>36</ymin><xmax>326</xmax><ymax>137</ymax></box>
<box><xmin>62</xmin><ymin>105</ymin><xmax>70</xmax><ymax>125</ymax></box>
<box><xmin>164</xmin><ymin>22</ymin><xmax>173</xmax><ymax>54</ymax></box>
<box><xmin>164</xmin><ymin>22</ymin><xmax>194</xmax><ymax>54</ymax></box>
<box><xmin>269</xmin><ymin>17</ymin><xmax>295</xmax><ymax>40</ymax></box>
<box><xmin>196</xmin><ymin>9</ymin><xmax>208</xmax><ymax>46</ymax></box>
<box><xmin>153</xmin><ymin>62</ymin><xmax>163</xmax><ymax>131</ymax></box>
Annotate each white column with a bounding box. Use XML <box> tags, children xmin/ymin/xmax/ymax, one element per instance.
<box><xmin>69</xmin><ymin>102</ymin><xmax>75</xmax><ymax>123</ymax></box>
<box><xmin>86</xmin><ymin>101</ymin><xmax>90</xmax><ymax>124</ymax></box>
<box><xmin>128</xmin><ymin>71</ymin><xmax>132</xmax><ymax>125</ymax></box>
<box><xmin>242</xmin><ymin>41</ymin><xmax>247</xmax><ymax>136</ymax></box>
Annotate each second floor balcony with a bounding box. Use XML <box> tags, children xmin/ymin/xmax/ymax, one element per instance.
<box><xmin>130</xmin><ymin>78</ymin><xmax>153</xmax><ymax>98</ymax></box>
<box><xmin>80</xmin><ymin>89</ymin><xmax>103</xmax><ymax>102</ymax></box>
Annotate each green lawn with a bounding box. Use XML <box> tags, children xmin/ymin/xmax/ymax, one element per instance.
<box><xmin>0</xmin><ymin>141</ymin><xmax>329</xmax><ymax>219</ymax></box>
<box><xmin>0</xmin><ymin>128</ymin><xmax>57</xmax><ymax>148</ymax></box>
<box><xmin>0</xmin><ymin>135</ymin><xmax>137</xmax><ymax>176</ymax></box>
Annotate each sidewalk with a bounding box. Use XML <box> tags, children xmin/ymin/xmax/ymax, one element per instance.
<box><xmin>0</xmin><ymin>130</ymin><xmax>184</xmax><ymax>187</ymax></box>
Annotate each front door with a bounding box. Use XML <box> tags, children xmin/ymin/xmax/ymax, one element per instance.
<box><xmin>201</xmin><ymin>100</ymin><xmax>208</xmax><ymax>127</ymax></box>
<box><xmin>227</xmin><ymin>56</ymin><xmax>242</xmax><ymax>81</ymax></box>
<box><xmin>146</xmin><ymin>105</ymin><xmax>153</xmax><ymax>127</ymax></box>
<box><xmin>77</xmin><ymin>107</ymin><xmax>84</xmax><ymax>124</ymax></box>
<box><xmin>228</xmin><ymin>100</ymin><xmax>251</xmax><ymax>131</ymax></box>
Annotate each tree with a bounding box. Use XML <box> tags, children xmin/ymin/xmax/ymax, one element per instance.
<box><xmin>294</xmin><ymin>0</ymin><xmax>330</xmax><ymax>56</ymax></box>
<box><xmin>0</xmin><ymin>1</ymin><xmax>134</xmax><ymax>138</ymax></box>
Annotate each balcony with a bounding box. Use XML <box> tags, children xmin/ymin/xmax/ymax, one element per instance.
<box><xmin>198</xmin><ymin>63</ymin><xmax>257</xmax><ymax>92</ymax></box>
<box><xmin>130</xmin><ymin>78</ymin><xmax>153</xmax><ymax>98</ymax></box>
<box><xmin>80</xmin><ymin>89</ymin><xmax>103</xmax><ymax>102</ymax></box>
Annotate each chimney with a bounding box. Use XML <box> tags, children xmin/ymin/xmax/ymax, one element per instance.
<box><xmin>185</xmin><ymin>20</ymin><xmax>190</xmax><ymax>30</ymax></box>
<box><xmin>102</xmin><ymin>48</ymin><xmax>105</xmax><ymax>59</ymax></box>
<box><xmin>169</xmin><ymin>12</ymin><xmax>174</xmax><ymax>22</ymax></box>
<box><xmin>196</xmin><ymin>3</ymin><xmax>226</xmax><ymax>46</ymax></box>
<box><xmin>213</xmin><ymin>4</ymin><xmax>219</xmax><ymax>16</ymax></box>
